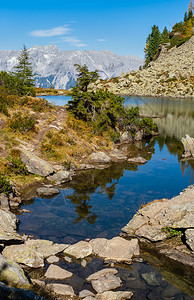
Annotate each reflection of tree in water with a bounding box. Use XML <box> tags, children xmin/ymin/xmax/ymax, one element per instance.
<box><xmin>66</xmin><ymin>141</ymin><xmax>156</xmax><ymax>224</ymax></box>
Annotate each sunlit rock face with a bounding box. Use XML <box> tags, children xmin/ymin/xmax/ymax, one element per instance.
<box><xmin>0</xmin><ymin>46</ymin><xmax>143</xmax><ymax>89</ymax></box>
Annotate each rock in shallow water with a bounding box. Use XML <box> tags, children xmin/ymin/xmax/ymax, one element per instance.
<box><xmin>45</xmin><ymin>264</ymin><xmax>73</xmax><ymax>279</ymax></box>
<box><xmin>127</xmin><ymin>156</ymin><xmax>147</xmax><ymax>164</ymax></box>
<box><xmin>46</xmin><ymin>283</ymin><xmax>75</xmax><ymax>297</ymax></box>
<box><xmin>90</xmin><ymin>274</ymin><xmax>122</xmax><ymax>293</ymax></box>
<box><xmin>36</xmin><ymin>187</ymin><xmax>60</xmax><ymax>197</ymax></box>
<box><xmin>89</xmin><ymin>152</ymin><xmax>112</xmax><ymax>164</ymax></box>
<box><xmin>96</xmin><ymin>291</ymin><xmax>133</xmax><ymax>300</ymax></box>
<box><xmin>63</xmin><ymin>241</ymin><xmax>93</xmax><ymax>259</ymax></box>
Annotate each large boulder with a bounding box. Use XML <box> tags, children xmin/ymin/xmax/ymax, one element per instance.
<box><xmin>0</xmin><ymin>254</ymin><xmax>30</xmax><ymax>289</ymax></box>
<box><xmin>89</xmin><ymin>152</ymin><xmax>112</xmax><ymax>164</ymax></box>
<box><xmin>0</xmin><ymin>194</ymin><xmax>10</xmax><ymax>211</ymax></box>
<box><xmin>122</xmin><ymin>185</ymin><xmax>194</xmax><ymax>242</ymax></box>
<box><xmin>0</xmin><ymin>209</ymin><xmax>22</xmax><ymax>242</ymax></box>
<box><xmin>181</xmin><ymin>135</ymin><xmax>194</xmax><ymax>158</ymax></box>
<box><xmin>19</xmin><ymin>148</ymin><xmax>55</xmax><ymax>177</ymax></box>
<box><xmin>89</xmin><ymin>237</ymin><xmax>139</xmax><ymax>263</ymax></box>
<box><xmin>0</xmin><ymin>282</ymin><xmax>42</xmax><ymax>300</ymax></box>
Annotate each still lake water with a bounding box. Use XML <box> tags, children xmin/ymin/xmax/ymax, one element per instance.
<box><xmin>19</xmin><ymin>95</ymin><xmax>194</xmax><ymax>298</ymax></box>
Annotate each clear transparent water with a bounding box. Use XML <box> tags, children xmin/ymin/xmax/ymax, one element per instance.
<box><xmin>18</xmin><ymin>96</ymin><xmax>194</xmax><ymax>298</ymax></box>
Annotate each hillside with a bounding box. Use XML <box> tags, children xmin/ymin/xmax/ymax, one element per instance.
<box><xmin>0</xmin><ymin>46</ymin><xmax>143</xmax><ymax>89</ymax></box>
<box><xmin>90</xmin><ymin>36</ymin><xmax>194</xmax><ymax>99</ymax></box>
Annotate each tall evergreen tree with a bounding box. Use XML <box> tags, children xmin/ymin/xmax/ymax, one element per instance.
<box><xmin>144</xmin><ymin>25</ymin><xmax>161</xmax><ymax>66</ymax></box>
<box><xmin>160</xmin><ymin>26</ymin><xmax>170</xmax><ymax>44</ymax></box>
<box><xmin>14</xmin><ymin>45</ymin><xmax>34</xmax><ymax>87</ymax></box>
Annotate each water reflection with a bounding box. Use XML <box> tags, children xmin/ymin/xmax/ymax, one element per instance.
<box><xmin>125</xmin><ymin>96</ymin><xmax>194</xmax><ymax>140</ymax></box>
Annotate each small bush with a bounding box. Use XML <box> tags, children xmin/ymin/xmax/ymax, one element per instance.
<box><xmin>9</xmin><ymin>112</ymin><xmax>36</xmax><ymax>133</ymax></box>
<box><xmin>0</xmin><ymin>173</ymin><xmax>12</xmax><ymax>194</ymax></box>
<box><xmin>162</xmin><ymin>227</ymin><xmax>182</xmax><ymax>238</ymax></box>
<box><xmin>7</xmin><ymin>157</ymin><xmax>29</xmax><ymax>175</ymax></box>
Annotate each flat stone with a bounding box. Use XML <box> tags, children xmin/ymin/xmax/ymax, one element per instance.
<box><xmin>96</xmin><ymin>291</ymin><xmax>133</xmax><ymax>300</ymax></box>
<box><xmin>185</xmin><ymin>229</ymin><xmax>194</xmax><ymax>251</ymax></box>
<box><xmin>31</xmin><ymin>279</ymin><xmax>46</xmax><ymax>287</ymax></box>
<box><xmin>46</xmin><ymin>283</ymin><xmax>75</xmax><ymax>296</ymax></box>
<box><xmin>110</xmin><ymin>149</ymin><xmax>127</xmax><ymax>161</ymax></box>
<box><xmin>79</xmin><ymin>290</ymin><xmax>95</xmax><ymax>298</ymax></box>
<box><xmin>0</xmin><ymin>254</ymin><xmax>30</xmax><ymax>289</ymax></box>
<box><xmin>46</xmin><ymin>255</ymin><xmax>59</xmax><ymax>264</ymax></box>
<box><xmin>64</xmin><ymin>241</ymin><xmax>92</xmax><ymax>259</ymax></box>
<box><xmin>90</xmin><ymin>152</ymin><xmax>112</xmax><ymax>164</ymax></box>
<box><xmin>89</xmin><ymin>237</ymin><xmax>139</xmax><ymax>263</ymax></box>
<box><xmin>91</xmin><ymin>274</ymin><xmax>122</xmax><ymax>293</ymax></box>
<box><xmin>127</xmin><ymin>156</ymin><xmax>147</xmax><ymax>164</ymax></box>
<box><xmin>36</xmin><ymin>187</ymin><xmax>60</xmax><ymax>197</ymax></box>
<box><xmin>25</xmin><ymin>239</ymin><xmax>69</xmax><ymax>258</ymax></box>
<box><xmin>2</xmin><ymin>244</ymin><xmax>44</xmax><ymax>268</ymax></box>
<box><xmin>87</xmin><ymin>268</ymin><xmax>118</xmax><ymax>281</ymax></box>
<box><xmin>19</xmin><ymin>148</ymin><xmax>55</xmax><ymax>177</ymax></box>
<box><xmin>45</xmin><ymin>264</ymin><xmax>73</xmax><ymax>279</ymax></box>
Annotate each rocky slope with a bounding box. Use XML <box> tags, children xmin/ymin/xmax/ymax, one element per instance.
<box><xmin>0</xmin><ymin>45</ymin><xmax>143</xmax><ymax>89</ymax></box>
<box><xmin>90</xmin><ymin>36</ymin><xmax>194</xmax><ymax>99</ymax></box>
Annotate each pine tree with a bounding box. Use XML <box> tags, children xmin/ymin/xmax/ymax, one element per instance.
<box><xmin>144</xmin><ymin>25</ymin><xmax>161</xmax><ymax>66</ymax></box>
<box><xmin>14</xmin><ymin>45</ymin><xmax>34</xmax><ymax>87</ymax></box>
<box><xmin>161</xmin><ymin>27</ymin><xmax>170</xmax><ymax>44</ymax></box>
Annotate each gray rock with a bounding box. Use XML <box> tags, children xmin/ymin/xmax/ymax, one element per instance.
<box><xmin>122</xmin><ymin>186</ymin><xmax>194</xmax><ymax>242</ymax></box>
<box><xmin>141</xmin><ymin>272</ymin><xmax>160</xmax><ymax>286</ymax></box>
<box><xmin>64</xmin><ymin>241</ymin><xmax>93</xmax><ymax>259</ymax></box>
<box><xmin>96</xmin><ymin>291</ymin><xmax>133</xmax><ymax>299</ymax></box>
<box><xmin>25</xmin><ymin>239</ymin><xmax>69</xmax><ymax>258</ymax></box>
<box><xmin>31</xmin><ymin>279</ymin><xmax>46</xmax><ymax>287</ymax></box>
<box><xmin>0</xmin><ymin>209</ymin><xmax>21</xmax><ymax>242</ymax></box>
<box><xmin>89</xmin><ymin>237</ymin><xmax>139</xmax><ymax>263</ymax></box>
<box><xmin>45</xmin><ymin>264</ymin><xmax>73</xmax><ymax>279</ymax></box>
<box><xmin>127</xmin><ymin>156</ymin><xmax>147</xmax><ymax>164</ymax></box>
<box><xmin>110</xmin><ymin>149</ymin><xmax>127</xmax><ymax>161</ymax></box>
<box><xmin>46</xmin><ymin>283</ymin><xmax>75</xmax><ymax>296</ymax></box>
<box><xmin>47</xmin><ymin>170</ymin><xmax>72</xmax><ymax>184</ymax></box>
<box><xmin>0</xmin><ymin>194</ymin><xmax>10</xmax><ymax>211</ymax></box>
<box><xmin>0</xmin><ymin>254</ymin><xmax>30</xmax><ymax>288</ymax></box>
<box><xmin>91</xmin><ymin>273</ymin><xmax>122</xmax><ymax>293</ymax></box>
<box><xmin>2</xmin><ymin>244</ymin><xmax>44</xmax><ymax>268</ymax></box>
<box><xmin>46</xmin><ymin>255</ymin><xmax>59</xmax><ymax>264</ymax></box>
<box><xmin>79</xmin><ymin>290</ymin><xmax>95</xmax><ymax>298</ymax></box>
<box><xmin>120</xmin><ymin>132</ymin><xmax>132</xmax><ymax>143</ymax></box>
<box><xmin>19</xmin><ymin>148</ymin><xmax>55</xmax><ymax>177</ymax></box>
<box><xmin>185</xmin><ymin>229</ymin><xmax>194</xmax><ymax>251</ymax></box>
<box><xmin>181</xmin><ymin>135</ymin><xmax>194</xmax><ymax>158</ymax></box>
<box><xmin>36</xmin><ymin>187</ymin><xmax>60</xmax><ymax>197</ymax></box>
<box><xmin>87</xmin><ymin>268</ymin><xmax>118</xmax><ymax>281</ymax></box>
<box><xmin>0</xmin><ymin>282</ymin><xmax>43</xmax><ymax>300</ymax></box>
<box><xmin>90</xmin><ymin>152</ymin><xmax>112</xmax><ymax>164</ymax></box>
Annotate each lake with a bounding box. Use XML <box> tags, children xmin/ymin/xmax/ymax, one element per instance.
<box><xmin>18</xmin><ymin>95</ymin><xmax>194</xmax><ymax>298</ymax></box>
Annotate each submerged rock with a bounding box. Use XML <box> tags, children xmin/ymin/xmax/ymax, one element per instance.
<box><xmin>0</xmin><ymin>254</ymin><xmax>30</xmax><ymax>289</ymax></box>
<box><xmin>89</xmin><ymin>273</ymin><xmax>122</xmax><ymax>294</ymax></box>
<box><xmin>89</xmin><ymin>152</ymin><xmax>112</xmax><ymax>164</ymax></box>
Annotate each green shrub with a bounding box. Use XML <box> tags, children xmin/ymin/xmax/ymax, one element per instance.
<box><xmin>0</xmin><ymin>173</ymin><xmax>12</xmax><ymax>194</ymax></box>
<box><xmin>9</xmin><ymin>112</ymin><xmax>36</xmax><ymax>133</ymax></box>
<box><xmin>162</xmin><ymin>227</ymin><xmax>182</xmax><ymax>238</ymax></box>
<box><xmin>7</xmin><ymin>157</ymin><xmax>29</xmax><ymax>175</ymax></box>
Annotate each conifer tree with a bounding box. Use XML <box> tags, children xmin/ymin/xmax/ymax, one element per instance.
<box><xmin>14</xmin><ymin>45</ymin><xmax>34</xmax><ymax>87</ymax></box>
<box><xmin>144</xmin><ymin>25</ymin><xmax>161</xmax><ymax>66</ymax></box>
<box><xmin>160</xmin><ymin>27</ymin><xmax>170</xmax><ymax>44</ymax></box>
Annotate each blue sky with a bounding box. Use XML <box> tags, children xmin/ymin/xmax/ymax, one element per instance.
<box><xmin>0</xmin><ymin>0</ymin><xmax>190</xmax><ymax>58</ymax></box>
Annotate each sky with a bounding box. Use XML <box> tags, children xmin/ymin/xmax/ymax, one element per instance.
<box><xmin>0</xmin><ymin>0</ymin><xmax>190</xmax><ymax>58</ymax></box>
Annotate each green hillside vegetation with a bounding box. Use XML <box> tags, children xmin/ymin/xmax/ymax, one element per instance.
<box><xmin>144</xmin><ymin>7</ymin><xmax>194</xmax><ymax>66</ymax></box>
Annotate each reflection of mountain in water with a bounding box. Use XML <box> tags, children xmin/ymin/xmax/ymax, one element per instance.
<box><xmin>125</xmin><ymin>97</ymin><xmax>194</xmax><ymax>140</ymax></box>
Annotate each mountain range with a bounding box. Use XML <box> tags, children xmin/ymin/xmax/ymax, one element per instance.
<box><xmin>0</xmin><ymin>45</ymin><xmax>143</xmax><ymax>89</ymax></box>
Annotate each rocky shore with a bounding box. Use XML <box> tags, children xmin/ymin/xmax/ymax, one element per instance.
<box><xmin>89</xmin><ymin>36</ymin><xmax>194</xmax><ymax>99</ymax></box>
<box><xmin>0</xmin><ymin>180</ymin><xmax>193</xmax><ymax>299</ymax></box>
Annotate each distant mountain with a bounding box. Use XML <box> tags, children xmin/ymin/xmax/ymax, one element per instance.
<box><xmin>0</xmin><ymin>45</ymin><xmax>143</xmax><ymax>89</ymax></box>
